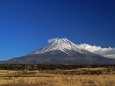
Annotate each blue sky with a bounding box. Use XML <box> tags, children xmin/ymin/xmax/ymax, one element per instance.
<box><xmin>0</xmin><ymin>0</ymin><xmax>115</xmax><ymax>60</ymax></box>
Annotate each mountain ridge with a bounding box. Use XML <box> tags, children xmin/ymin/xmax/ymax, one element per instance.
<box><xmin>2</xmin><ymin>38</ymin><xmax>115</xmax><ymax>65</ymax></box>
<box><xmin>30</xmin><ymin>38</ymin><xmax>83</xmax><ymax>55</ymax></box>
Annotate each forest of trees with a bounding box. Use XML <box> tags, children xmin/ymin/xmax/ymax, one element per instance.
<box><xmin>0</xmin><ymin>64</ymin><xmax>114</xmax><ymax>70</ymax></box>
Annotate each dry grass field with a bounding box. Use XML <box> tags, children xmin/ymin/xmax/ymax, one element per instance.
<box><xmin>0</xmin><ymin>67</ymin><xmax>115</xmax><ymax>86</ymax></box>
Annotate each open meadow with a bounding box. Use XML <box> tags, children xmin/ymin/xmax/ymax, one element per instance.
<box><xmin>0</xmin><ymin>65</ymin><xmax>115</xmax><ymax>86</ymax></box>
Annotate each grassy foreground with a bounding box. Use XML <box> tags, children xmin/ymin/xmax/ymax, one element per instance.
<box><xmin>0</xmin><ymin>67</ymin><xmax>115</xmax><ymax>86</ymax></box>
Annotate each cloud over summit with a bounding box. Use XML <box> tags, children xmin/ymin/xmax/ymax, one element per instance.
<box><xmin>48</xmin><ymin>38</ymin><xmax>59</xmax><ymax>43</ymax></box>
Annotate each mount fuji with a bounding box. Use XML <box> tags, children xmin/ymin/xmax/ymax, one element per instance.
<box><xmin>4</xmin><ymin>38</ymin><xmax>115</xmax><ymax>65</ymax></box>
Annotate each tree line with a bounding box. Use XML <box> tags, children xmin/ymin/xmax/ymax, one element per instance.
<box><xmin>0</xmin><ymin>64</ymin><xmax>114</xmax><ymax>70</ymax></box>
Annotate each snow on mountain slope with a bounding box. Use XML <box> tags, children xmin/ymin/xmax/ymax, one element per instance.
<box><xmin>30</xmin><ymin>38</ymin><xmax>84</xmax><ymax>55</ymax></box>
<box><xmin>5</xmin><ymin>38</ymin><xmax>115</xmax><ymax>65</ymax></box>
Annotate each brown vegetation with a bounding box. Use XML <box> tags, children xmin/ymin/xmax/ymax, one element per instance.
<box><xmin>0</xmin><ymin>67</ymin><xmax>115</xmax><ymax>86</ymax></box>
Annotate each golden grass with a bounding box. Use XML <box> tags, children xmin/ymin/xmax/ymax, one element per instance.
<box><xmin>0</xmin><ymin>68</ymin><xmax>115</xmax><ymax>86</ymax></box>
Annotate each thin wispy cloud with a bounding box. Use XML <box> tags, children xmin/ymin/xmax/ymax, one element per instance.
<box><xmin>48</xmin><ymin>38</ymin><xmax>59</xmax><ymax>43</ymax></box>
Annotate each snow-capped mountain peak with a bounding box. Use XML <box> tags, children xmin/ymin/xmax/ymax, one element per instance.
<box><xmin>30</xmin><ymin>38</ymin><xmax>83</xmax><ymax>55</ymax></box>
<box><xmin>5</xmin><ymin>38</ymin><xmax>115</xmax><ymax>65</ymax></box>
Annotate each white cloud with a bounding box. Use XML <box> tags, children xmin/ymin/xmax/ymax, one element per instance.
<box><xmin>78</xmin><ymin>43</ymin><xmax>115</xmax><ymax>59</ymax></box>
<box><xmin>48</xmin><ymin>38</ymin><xmax>67</xmax><ymax>43</ymax></box>
<box><xmin>48</xmin><ymin>38</ymin><xmax>59</xmax><ymax>43</ymax></box>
